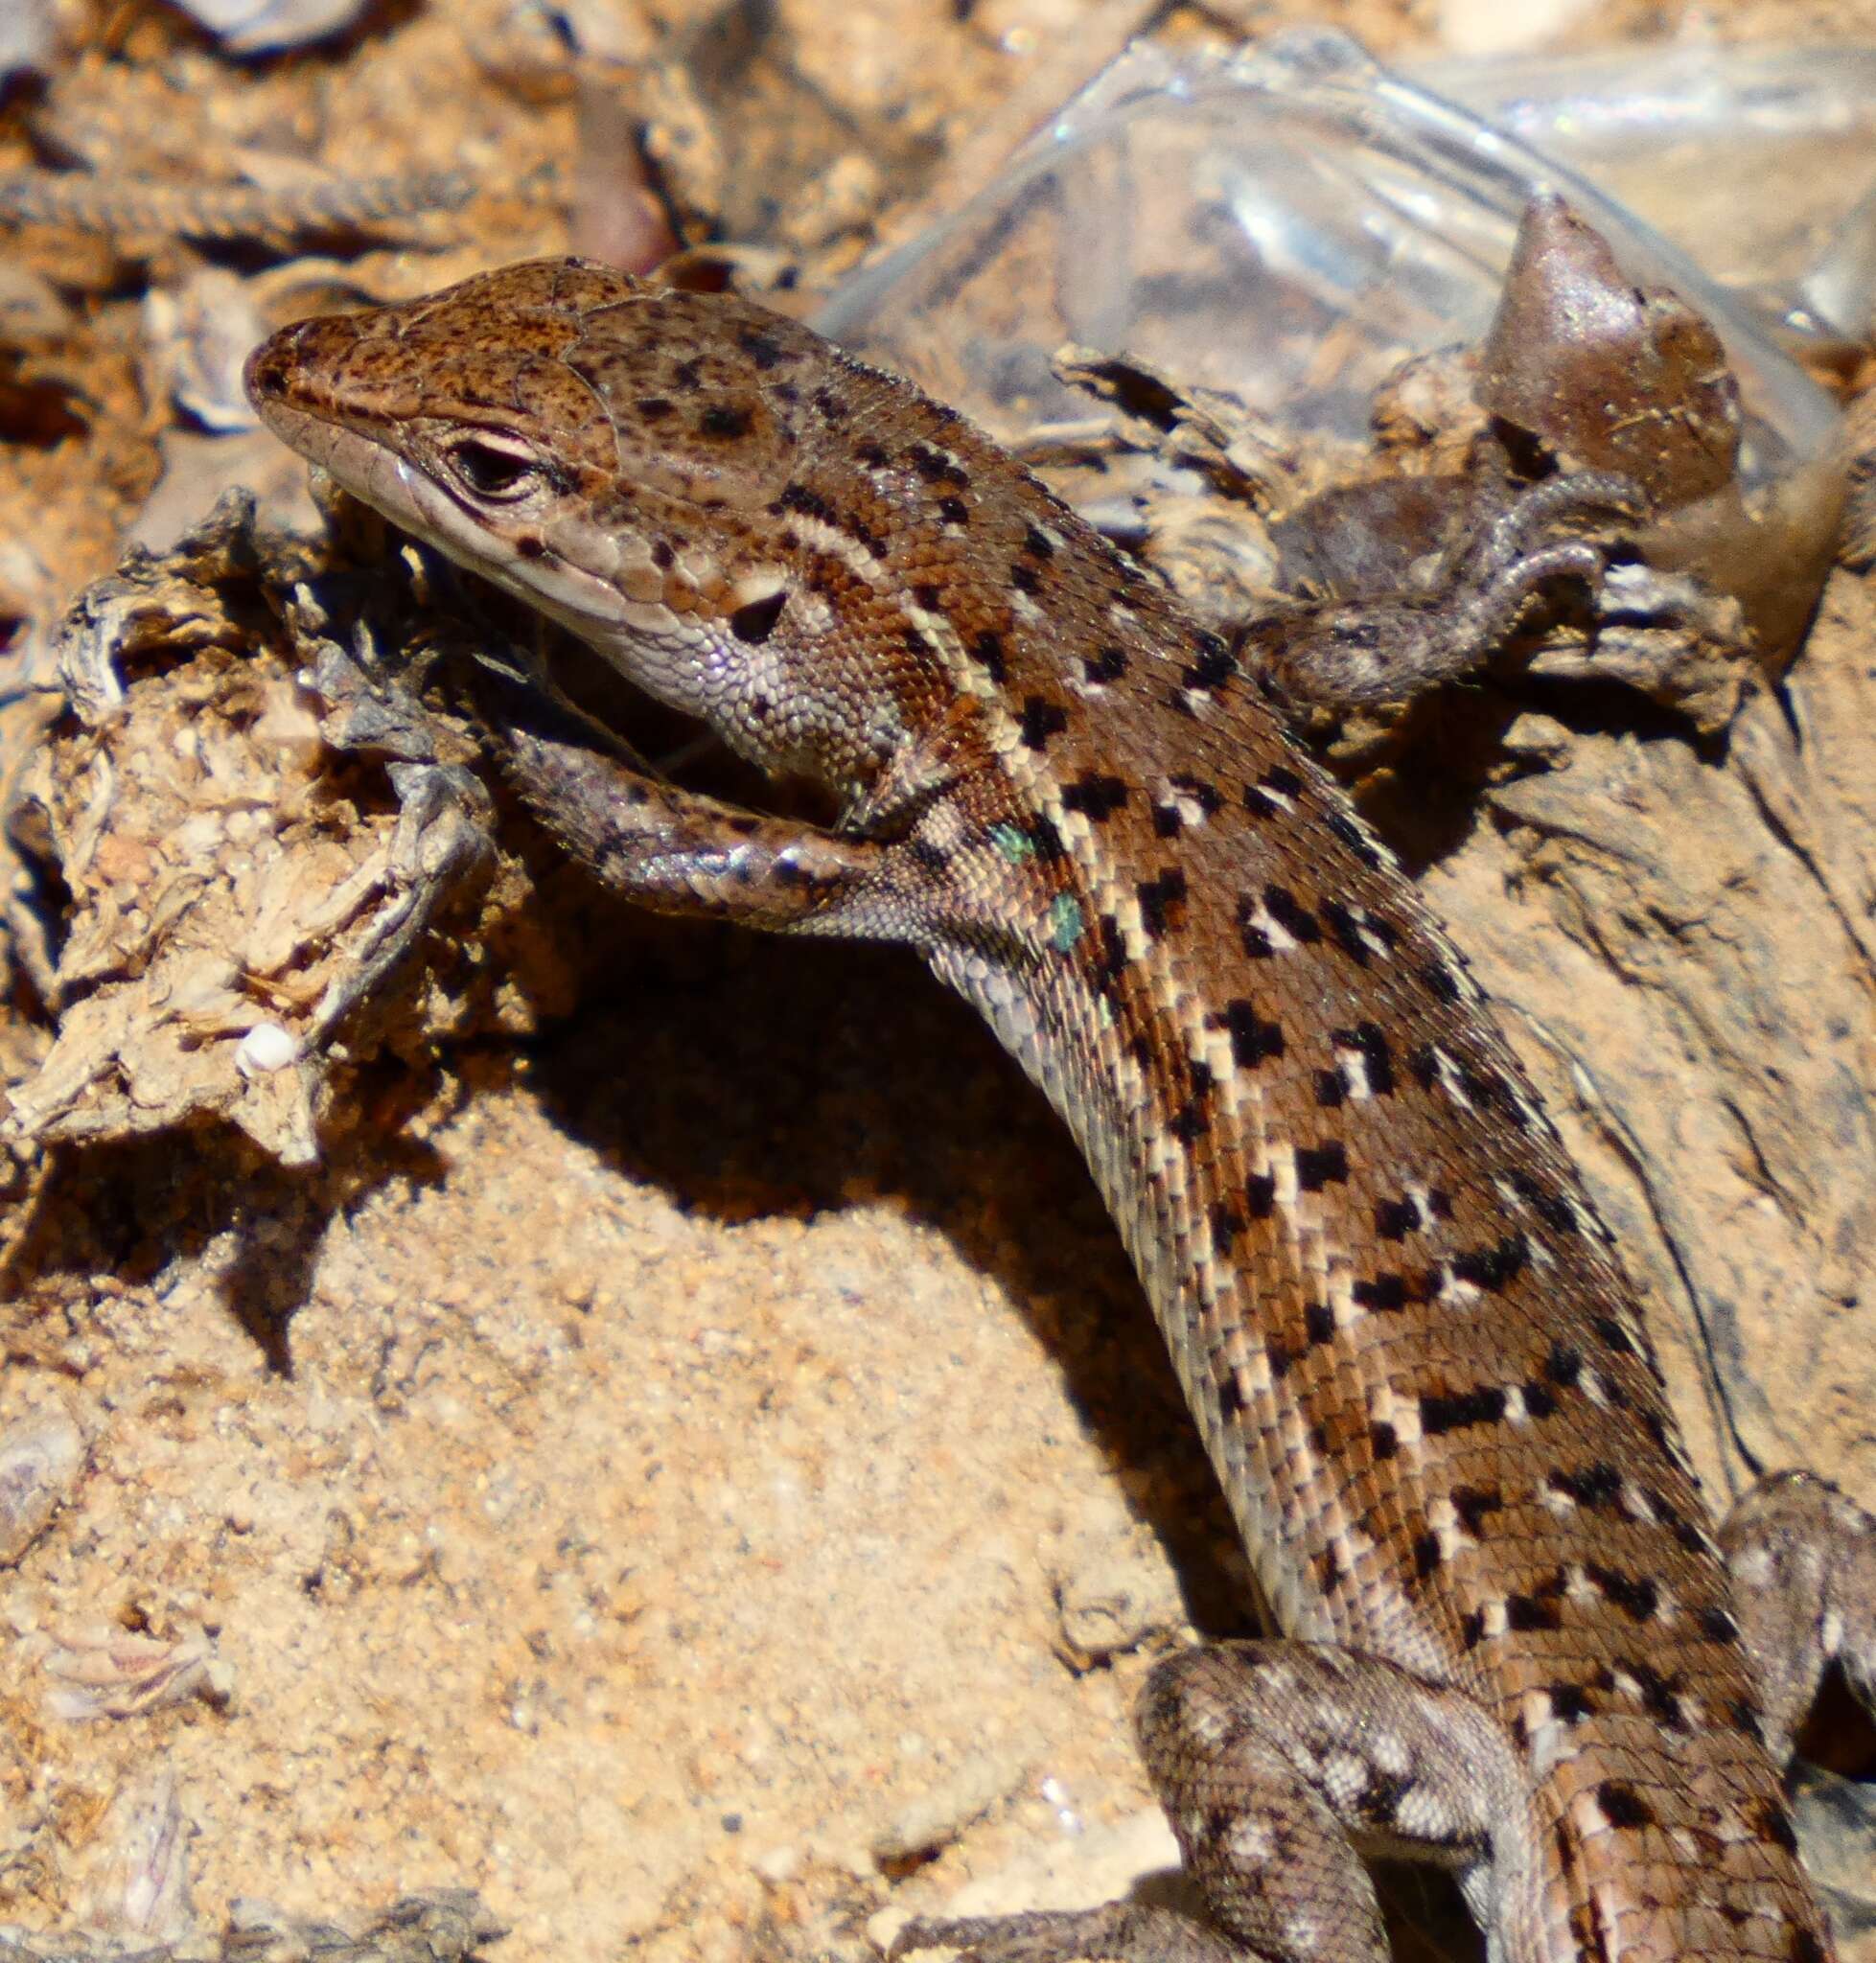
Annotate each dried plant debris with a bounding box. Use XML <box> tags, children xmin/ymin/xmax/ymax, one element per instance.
<box><xmin>1041</xmin><ymin>198</ymin><xmax>1834</xmax><ymax>760</ymax></box>
<box><xmin>63</xmin><ymin>1771</ymin><xmax>193</xmax><ymax>1946</ymax></box>
<box><xmin>0</xmin><ymin>1891</ymin><xmax>504</xmax><ymax>1963</ymax></box>
<box><xmin>1479</xmin><ymin>194</ymin><xmax>1845</xmax><ymax>671</ymax></box>
<box><xmin>1</xmin><ymin>494</ymin><xmax>560</xmax><ymax>1173</ymax></box>
<box><xmin>36</xmin><ymin>1625</ymin><xmax>230</xmax><ymax>1725</ymax></box>
<box><xmin>0</xmin><ymin>169</ymin><xmax>475</xmax><ymax>252</ymax></box>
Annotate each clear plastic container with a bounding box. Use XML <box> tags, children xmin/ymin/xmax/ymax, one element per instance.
<box><xmin>816</xmin><ymin>30</ymin><xmax>1851</xmax><ymax>490</ymax></box>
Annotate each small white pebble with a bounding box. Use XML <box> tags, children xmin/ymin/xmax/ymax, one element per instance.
<box><xmin>235</xmin><ymin>1022</ymin><xmax>299</xmax><ymax>1075</ymax></box>
<box><xmin>751</xmin><ymin>1844</ymin><xmax>800</xmax><ymax>1884</ymax></box>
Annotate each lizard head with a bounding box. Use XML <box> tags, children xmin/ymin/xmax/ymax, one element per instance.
<box><xmin>243</xmin><ymin>255</ymin><xmax>984</xmax><ymax>807</ymax></box>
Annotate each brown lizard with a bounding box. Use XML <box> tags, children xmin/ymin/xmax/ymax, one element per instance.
<box><xmin>243</xmin><ymin>257</ymin><xmax>1876</xmax><ymax>1963</ymax></box>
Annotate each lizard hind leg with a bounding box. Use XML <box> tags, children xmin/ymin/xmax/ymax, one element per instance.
<box><xmin>894</xmin><ymin>1642</ymin><xmax>1517</xmax><ymax>1963</ymax></box>
<box><xmin>1722</xmin><ymin>1471</ymin><xmax>1876</xmax><ymax>1767</ymax></box>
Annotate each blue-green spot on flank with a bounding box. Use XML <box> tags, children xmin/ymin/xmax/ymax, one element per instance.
<box><xmin>990</xmin><ymin>821</ymin><xmax>1035</xmax><ymax>864</ymax></box>
<box><xmin>1050</xmin><ymin>893</ymin><xmax>1086</xmax><ymax>952</ymax></box>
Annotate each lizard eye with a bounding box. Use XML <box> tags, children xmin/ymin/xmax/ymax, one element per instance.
<box><xmin>445</xmin><ymin>434</ymin><xmax>542</xmax><ymax>501</ymax></box>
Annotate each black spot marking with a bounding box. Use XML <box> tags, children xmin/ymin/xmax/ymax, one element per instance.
<box><xmin>1295</xmin><ymin>1143</ymin><xmax>1349</xmax><ymax>1190</ymax></box>
<box><xmin>1591</xmin><ymin>1314</ymin><xmax>1636</xmax><ymax>1355</ymax></box>
<box><xmin>1460</xmin><ymin>1607</ymin><xmax>1485</xmax><ymax>1649</ymax></box>
<box><xmin>1220</xmin><ymin>1002</ymin><xmax>1285</xmax><ymax>1069</ymax></box>
<box><xmin>1137</xmin><ymin>869</ymin><xmax>1188</xmax><ymax>939</ymax></box>
<box><xmin>1699</xmin><ymin>1605</ymin><xmax>1741</xmax><ymax>1646</ymax></box>
<box><xmin>1238</xmin><ymin>900</ymin><xmax>1275</xmax><ymax>961</ymax></box>
<box><xmin>1022</xmin><ymin>523</ymin><xmax>1055</xmax><ymax>559</ymax></box>
<box><xmin>737</xmin><ymin>329</ymin><xmax>787</xmax><ymax>369</ymax></box>
<box><xmin>1218</xmin><ymin>1374</ymin><xmax>1245</xmax><ymax>1419</ymax></box>
<box><xmin>1375</xmin><ymin>1198</ymin><xmax>1418</xmax><ymax>1241</ymax></box>
<box><xmin>651</xmin><ymin>539</ymin><xmax>675</xmax><ymax>568</ymax></box>
<box><xmin>1210</xmin><ymin>1203</ymin><xmax>1243</xmax><ymax>1256</ymax></box>
<box><xmin>1509</xmin><ymin>1167</ymin><xmax>1579</xmax><ymax>1235</ymax></box>
<box><xmin>1182</xmin><ymin>635</ymin><xmax>1234</xmax><ymax>692</ymax></box>
<box><xmin>1315</xmin><ymin>1545</ymin><xmax>1345</xmax><ymax>1594</ymax></box>
<box><xmin>1020</xmin><ymin>697</ymin><xmax>1070</xmax><ymax>751</ymax></box>
<box><xmin>1422</xmin><ymin>959</ymin><xmax>1462</xmax><ymax>1005</ymax></box>
<box><xmin>1420</xmin><ymin>1386</ymin><xmax>1509</xmax><ymax>1435</ymax></box>
<box><xmin>1088</xmin><ymin>914</ymin><xmax>1128</xmax><ymax>997</ymax></box>
<box><xmin>1011</xmin><ymin>562</ymin><xmax>1043</xmax><ymax>595</ymax></box>
<box><xmin>1244</xmin><ymin>765</ymin><xmax>1306</xmax><ymax>818</ymax></box>
<box><xmin>1408</xmin><ymin>1047</ymin><xmax>1440</xmax><ymax>1092</ymax></box>
<box><xmin>1522</xmin><ymin>1380</ymin><xmax>1559</xmax><ymax>1420</ymax></box>
<box><xmin>1585</xmin><ymin>1564</ymin><xmax>1657</xmax><ymax>1623</ymax></box>
<box><xmin>1061</xmin><ymin>773</ymin><xmax>1130</xmax><ymax>820</ymax></box>
<box><xmin>729</xmin><ymin>589</ymin><xmax>789</xmax><ymax>644</ymax></box>
<box><xmin>1596</xmin><ymin>1782</ymin><xmax>1654</xmax><ymax>1830</ymax></box>
<box><xmin>1451</xmin><ymin>1486</ymin><xmax>1503</xmax><ymax>1535</ymax></box>
<box><xmin>1305</xmin><ymin>1303</ymin><xmax>1334</xmax><ymax>1347</ymax></box>
<box><xmin>1412</xmin><ymin>1532</ymin><xmax>1441</xmax><ymax>1578</ymax></box>
<box><xmin>1171</xmin><ymin>774</ymin><xmax>1222</xmax><ymax>814</ymax></box>
<box><xmin>1314</xmin><ymin>1069</ymin><xmax>1346</xmax><ymax>1108</ymax></box>
<box><xmin>1352</xmin><ymin>1273</ymin><xmax>1407</xmax><ymax>1312</ymax></box>
<box><xmin>1320</xmin><ymin>901</ymin><xmax>1372</xmax><ymax>967</ymax></box>
<box><xmin>1084</xmin><ymin>644</ymin><xmax>1129</xmax><ymax>684</ymax></box>
<box><xmin>1543</xmin><ymin>1343</ymin><xmax>1583</xmax><ymax>1389</ymax></box>
<box><xmin>1333</xmin><ymin>1022</ymin><xmax>1395</xmax><ymax>1096</ymax></box>
<box><xmin>913</xmin><ymin>582</ymin><xmax>942</xmax><ymax>612</ymax></box>
<box><xmin>1450</xmin><ymin>1235</ymin><xmax>1530</xmax><ymax>1293</ymax></box>
<box><xmin>1027</xmin><ymin>815</ymin><xmax>1065</xmax><ymax>863</ymax></box>
<box><xmin>699</xmin><ymin>403</ymin><xmax>753</xmax><ymax>440</ymax></box>
<box><xmin>909</xmin><ymin>840</ymin><xmax>950</xmax><ymax>874</ymax></box>
<box><xmin>1728</xmin><ymin>1697</ymin><xmax>1764</xmax><ymax>1744</ymax></box>
<box><xmin>970</xmin><ymin>629</ymin><xmax>1007</xmax><ymax>682</ymax></box>
<box><xmin>1245</xmin><ymin>1172</ymin><xmax>1276</xmax><ymax>1218</ymax></box>
<box><xmin>1648</xmin><ymin>1493</ymin><xmax>1706</xmax><ymax>1554</ymax></box>
<box><xmin>1262</xmin><ymin>884</ymin><xmax>1323</xmax><ymax>944</ymax></box>
<box><xmin>777</xmin><ymin>481</ymin><xmax>837</xmax><ymax>528</ymax></box>
<box><xmin>1265</xmin><ymin>1334</ymin><xmax>1299</xmax><ymax>1380</ymax></box>
<box><xmin>1372</xmin><ymin>1422</ymin><xmax>1400</xmax><ymax>1461</ymax></box>
<box><xmin>1358</xmin><ymin>1769</ymin><xmax>1418</xmax><ymax>1833</ymax></box>
<box><xmin>812</xmin><ymin>386</ymin><xmax>848</xmax><ymax>422</ymax></box>
<box><xmin>1628</xmin><ymin>1663</ymin><xmax>1686</xmax><ymax>1730</ymax></box>
<box><xmin>856</xmin><ymin>441</ymin><xmax>890</xmax><ymax>468</ymax></box>
<box><xmin>672</xmin><ymin>358</ymin><xmax>705</xmax><ymax>391</ymax></box>
<box><xmin>1506</xmin><ymin>1591</ymin><xmax>1563</xmax><ymax>1633</ymax></box>
<box><xmin>1754</xmin><ymin>1800</ymin><xmax>1801</xmax><ymax>1855</ymax></box>
<box><xmin>1325</xmin><ymin>809</ymin><xmax>1383</xmax><ymax>869</ymax></box>
<box><xmin>1549</xmin><ymin>1464</ymin><xmax>1623</xmax><ymax>1510</ymax></box>
<box><xmin>938</xmin><ymin>495</ymin><xmax>969</xmax><ymax>524</ymax></box>
<box><xmin>907</xmin><ymin>442</ymin><xmax>970</xmax><ymax>488</ymax></box>
<box><xmin>1549</xmin><ymin>1682</ymin><xmax>1593</xmax><ymax>1724</ymax></box>
<box><xmin>1169</xmin><ymin>1097</ymin><xmax>1209</xmax><ymax>1143</ymax></box>
<box><xmin>1792</xmin><ymin>1932</ymin><xmax>1826</xmax><ymax>1963</ymax></box>
<box><xmin>637</xmin><ymin>396</ymin><xmax>675</xmax><ymax>421</ymax></box>
<box><xmin>515</xmin><ymin>535</ymin><xmax>545</xmax><ymax>559</ymax></box>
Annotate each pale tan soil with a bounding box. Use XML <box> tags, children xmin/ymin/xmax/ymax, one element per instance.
<box><xmin>2</xmin><ymin>2</ymin><xmax>1875</xmax><ymax>1961</ymax></box>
